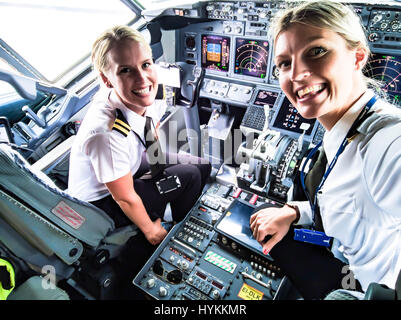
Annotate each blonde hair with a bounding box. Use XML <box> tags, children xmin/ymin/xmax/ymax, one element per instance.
<box><xmin>91</xmin><ymin>25</ymin><xmax>152</xmax><ymax>73</ymax></box>
<box><xmin>270</xmin><ymin>1</ymin><xmax>368</xmax><ymax>52</ymax></box>
<box><xmin>270</xmin><ymin>0</ymin><xmax>386</xmax><ymax>98</ymax></box>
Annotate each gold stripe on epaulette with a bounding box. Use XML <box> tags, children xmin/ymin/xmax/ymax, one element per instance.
<box><xmin>112</xmin><ymin>123</ymin><xmax>130</xmax><ymax>137</ymax></box>
<box><xmin>115</xmin><ymin>118</ymin><xmax>131</xmax><ymax>131</ymax></box>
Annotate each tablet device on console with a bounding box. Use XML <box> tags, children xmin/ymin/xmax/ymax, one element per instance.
<box><xmin>215</xmin><ymin>198</ymin><xmax>278</xmax><ymax>256</ymax></box>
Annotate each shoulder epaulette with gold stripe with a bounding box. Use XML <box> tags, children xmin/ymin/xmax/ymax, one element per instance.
<box><xmin>112</xmin><ymin>109</ymin><xmax>131</xmax><ymax>137</ymax></box>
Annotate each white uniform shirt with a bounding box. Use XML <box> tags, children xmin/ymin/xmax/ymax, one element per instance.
<box><xmin>291</xmin><ymin>89</ymin><xmax>401</xmax><ymax>291</ymax></box>
<box><xmin>68</xmin><ymin>88</ymin><xmax>166</xmax><ymax>202</ymax></box>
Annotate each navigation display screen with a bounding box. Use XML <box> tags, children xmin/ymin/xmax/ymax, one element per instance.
<box><xmin>271</xmin><ymin>97</ymin><xmax>316</xmax><ymax>136</ymax></box>
<box><xmin>364</xmin><ymin>53</ymin><xmax>401</xmax><ymax>107</ymax></box>
<box><xmin>201</xmin><ymin>35</ymin><xmax>230</xmax><ymax>72</ymax></box>
<box><xmin>234</xmin><ymin>38</ymin><xmax>269</xmax><ymax>79</ymax></box>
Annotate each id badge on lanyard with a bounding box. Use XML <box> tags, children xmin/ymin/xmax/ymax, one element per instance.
<box><xmin>294</xmin><ymin>228</ymin><xmax>332</xmax><ymax>247</ymax></box>
<box><xmin>294</xmin><ymin>95</ymin><xmax>378</xmax><ymax>247</ymax></box>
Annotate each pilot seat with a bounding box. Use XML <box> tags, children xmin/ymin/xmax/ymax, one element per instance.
<box><xmin>0</xmin><ymin>141</ymin><xmax>141</xmax><ymax>300</ymax></box>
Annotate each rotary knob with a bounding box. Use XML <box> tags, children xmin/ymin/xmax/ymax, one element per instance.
<box><xmin>146</xmin><ymin>278</ymin><xmax>155</xmax><ymax>289</ymax></box>
<box><xmin>159</xmin><ymin>286</ymin><xmax>168</xmax><ymax>297</ymax></box>
<box><xmin>224</xmin><ymin>26</ymin><xmax>232</xmax><ymax>33</ymax></box>
<box><xmin>181</xmin><ymin>260</ymin><xmax>189</xmax><ymax>270</ymax></box>
<box><xmin>212</xmin><ymin>289</ymin><xmax>220</xmax><ymax>300</ymax></box>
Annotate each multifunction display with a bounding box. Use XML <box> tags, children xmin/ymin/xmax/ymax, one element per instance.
<box><xmin>271</xmin><ymin>97</ymin><xmax>316</xmax><ymax>136</ymax></box>
<box><xmin>253</xmin><ymin>89</ymin><xmax>279</xmax><ymax>108</ymax></box>
<box><xmin>234</xmin><ymin>38</ymin><xmax>269</xmax><ymax>79</ymax></box>
<box><xmin>364</xmin><ymin>53</ymin><xmax>401</xmax><ymax>106</ymax></box>
<box><xmin>201</xmin><ymin>35</ymin><xmax>230</xmax><ymax>72</ymax></box>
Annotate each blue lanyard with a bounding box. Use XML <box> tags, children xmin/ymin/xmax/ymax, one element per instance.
<box><xmin>300</xmin><ymin>95</ymin><xmax>378</xmax><ymax>229</ymax></box>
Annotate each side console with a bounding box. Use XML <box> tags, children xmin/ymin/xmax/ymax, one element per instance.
<box><xmin>133</xmin><ymin>182</ymin><xmax>296</xmax><ymax>300</ymax></box>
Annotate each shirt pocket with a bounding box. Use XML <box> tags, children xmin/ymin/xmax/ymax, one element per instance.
<box><xmin>317</xmin><ymin>192</ymin><xmax>359</xmax><ymax>246</ymax></box>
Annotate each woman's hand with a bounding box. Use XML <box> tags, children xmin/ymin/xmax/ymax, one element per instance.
<box><xmin>143</xmin><ymin>218</ymin><xmax>167</xmax><ymax>245</ymax></box>
<box><xmin>250</xmin><ymin>204</ymin><xmax>298</xmax><ymax>255</ymax></box>
<box><xmin>106</xmin><ymin>173</ymin><xmax>168</xmax><ymax>246</ymax></box>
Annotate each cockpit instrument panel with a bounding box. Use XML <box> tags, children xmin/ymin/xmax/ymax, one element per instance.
<box><xmin>174</xmin><ymin>0</ymin><xmax>401</xmax><ymax>144</ymax></box>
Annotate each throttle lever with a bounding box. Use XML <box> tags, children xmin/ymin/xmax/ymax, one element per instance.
<box><xmin>22</xmin><ymin>105</ymin><xmax>46</xmax><ymax>128</ymax></box>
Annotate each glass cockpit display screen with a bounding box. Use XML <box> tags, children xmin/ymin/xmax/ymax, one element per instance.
<box><xmin>253</xmin><ymin>90</ymin><xmax>279</xmax><ymax>108</ymax></box>
<box><xmin>215</xmin><ymin>199</ymin><xmax>264</xmax><ymax>254</ymax></box>
<box><xmin>364</xmin><ymin>53</ymin><xmax>401</xmax><ymax>106</ymax></box>
<box><xmin>234</xmin><ymin>38</ymin><xmax>269</xmax><ymax>79</ymax></box>
<box><xmin>201</xmin><ymin>35</ymin><xmax>230</xmax><ymax>72</ymax></box>
<box><xmin>271</xmin><ymin>97</ymin><xmax>316</xmax><ymax>136</ymax></box>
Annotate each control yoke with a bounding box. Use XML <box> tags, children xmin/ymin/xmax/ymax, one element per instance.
<box><xmin>175</xmin><ymin>64</ymin><xmax>205</xmax><ymax>108</ymax></box>
<box><xmin>186</xmin><ymin>67</ymin><xmax>205</xmax><ymax>108</ymax></box>
<box><xmin>0</xmin><ymin>69</ymin><xmax>69</xmax><ymax>128</ymax></box>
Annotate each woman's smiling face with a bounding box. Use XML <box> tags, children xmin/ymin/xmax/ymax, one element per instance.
<box><xmin>274</xmin><ymin>23</ymin><xmax>367</xmax><ymax>129</ymax></box>
<box><xmin>101</xmin><ymin>39</ymin><xmax>158</xmax><ymax>115</ymax></box>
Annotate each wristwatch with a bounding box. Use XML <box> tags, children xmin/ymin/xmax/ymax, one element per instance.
<box><xmin>284</xmin><ymin>202</ymin><xmax>300</xmax><ymax>224</ymax></box>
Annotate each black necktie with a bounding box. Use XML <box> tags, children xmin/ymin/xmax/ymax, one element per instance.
<box><xmin>304</xmin><ymin>148</ymin><xmax>327</xmax><ymax>231</ymax></box>
<box><xmin>142</xmin><ymin>116</ymin><xmax>165</xmax><ymax>179</ymax></box>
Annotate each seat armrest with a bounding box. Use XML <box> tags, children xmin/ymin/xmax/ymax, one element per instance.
<box><xmin>31</xmin><ymin>135</ymin><xmax>75</xmax><ymax>172</ymax></box>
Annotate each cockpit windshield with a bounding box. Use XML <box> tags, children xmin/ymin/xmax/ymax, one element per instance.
<box><xmin>0</xmin><ymin>0</ymin><xmax>135</xmax><ymax>83</ymax></box>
